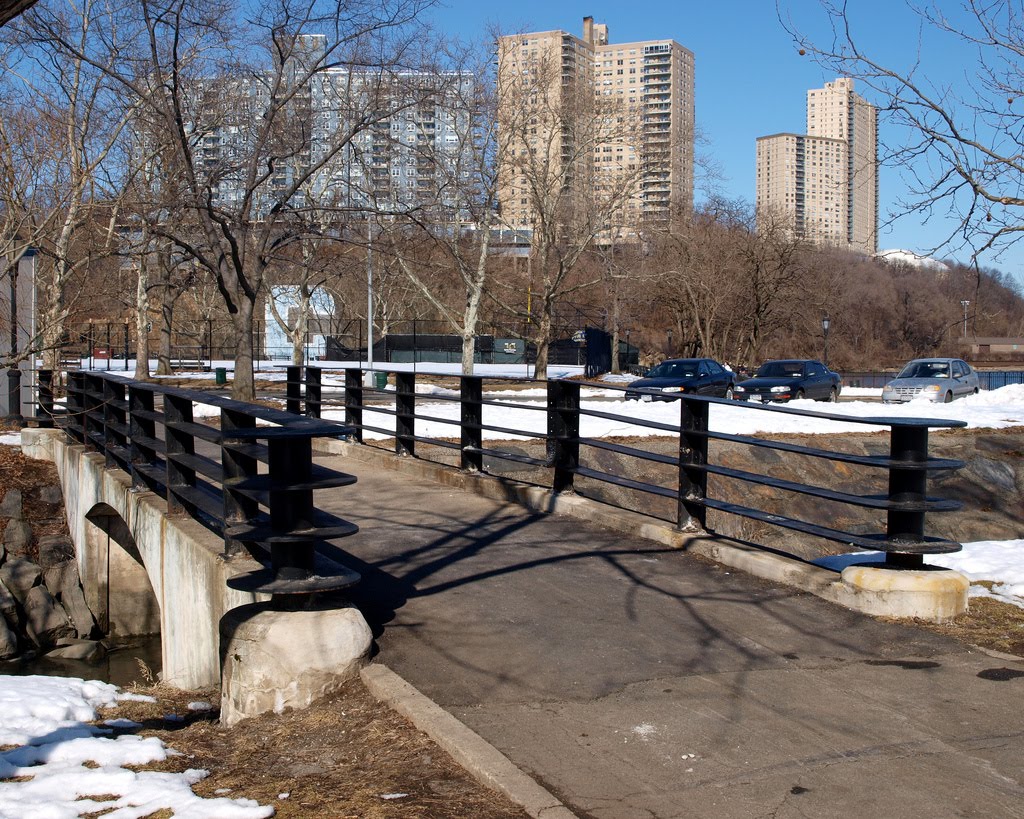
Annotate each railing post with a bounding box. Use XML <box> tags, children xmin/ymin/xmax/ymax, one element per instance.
<box><xmin>345</xmin><ymin>368</ymin><xmax>363</xmax><ymax>442</ymax></box>
<box><xmin>286</xmin><ymin>365</ymin><xmax>302</xmax><ymax>415</ymax></box>
<box><xmin>678</xmin><ymin>397</ymin><xmax>709</xmax><ymax>531</ymax></box>
<box><xmin>102</xmin><ymin>377</ymin><xmax>127</xmax><ymax>468</ymax></box>
<box><xmin>36</xmin><ymin>370</ymin><xmax>54</xmax><ymax>428</ymax></box>
<box><xmin>128</xmin><ymin>386</ymin><xmax>157</xmax><ymax>491</ymax></box>
<box><xmin>885</xmin><ymin>424</ymin><xmax>928</xmax><ymax>568</ymax></box>
<box><xmin>267</xmin><ymin>436</ymin><xmax>315</xmax><ymax>580</ymax></box>
<box><xmin>395</xmin><ymin>371</ymin><xmax>415</xmax><ymax>457</ymax></box>
<box><xmin>4</xmin><ymin>368</ymin><xmax>22</xmax><ymax>426</ymax></box>
<box><xmin>221</xmin><ymin>408</ymin><xmax>259</xmax><ymax>558</ymax></box>
<box><xmin>66</xmin><ymin>372</ymin><xmax>85</xmax><ymax>444</ymax></box>
<box><xmin>548</xmin><ymin>380</ymin><xmax>580</xmax><ymax>493</ymax></box>
<box><xmin>163</xmin><ymin>393</ymin><xmax>195</xmax><ymax>516</ymax></box>
<box><xmin>305</xmin><ymin>366</ymin><xmax>322</xmax><ymax>418</ymax></box>
<box><xmin>461</xmin><ymin>375</ymin><xmax>483</xmax><ymax>472</ymax></box>
<box><xmin>82</xmin><ymin>373</ymin><xmax>104</xmax><ymax>452</ymax></box>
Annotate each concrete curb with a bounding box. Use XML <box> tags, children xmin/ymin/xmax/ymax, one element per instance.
<box><xmin>361</xmin><ymin>664</ymin><xmax>577</xmax><ymax>819</ymax></box>
<box><xmin>319</xmin><ymin>438</ymin><xmax>968</xmax><ymax>621</ymax></box>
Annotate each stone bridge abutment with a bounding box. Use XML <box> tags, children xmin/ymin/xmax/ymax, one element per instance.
<box><xmin>23</xmin><ymin>428</ymin><xmax>266</xmax><ymax>690</ymax></box>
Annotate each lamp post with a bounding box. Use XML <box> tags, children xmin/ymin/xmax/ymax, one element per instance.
<box><xmin>822</xmin><ymin>314</ymin><xmax>831</xmax><ymax>368</ymax></box>
<box><xmin>365</xmin><ymin>220</ymin><xmax>375</xmax><ymax>387</ymax></box>
<box><xmin>960</xmin><ymin>299</ymin><xmax>970</xmax><ymax>338</ymax></box>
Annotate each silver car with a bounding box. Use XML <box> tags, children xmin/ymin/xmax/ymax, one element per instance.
<box><xmin>881</xmin><ymin>358</ymin><xmax>980</xmax><ymax>404</ymax></box>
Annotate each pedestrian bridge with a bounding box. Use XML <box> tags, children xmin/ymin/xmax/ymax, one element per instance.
<box><xmin>21</xmin><ymin>368</ymin><xmax>971</xmax><ymax>712</ymax></box>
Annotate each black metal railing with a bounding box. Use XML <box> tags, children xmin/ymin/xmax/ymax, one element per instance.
<box><xmin>59</xmin><ymin>370</ymin><xmax>359</xmax><ymax>597</ymax></box>
<box><xmin>283</xmin><ymin>366</ymin><xmax>966</xmax><ymax>568</ymax></box>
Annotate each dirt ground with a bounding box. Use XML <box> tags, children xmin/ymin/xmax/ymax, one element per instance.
<box><xmin>2</xmin><ymin>427</ymin><xmax>1024</xmax><ymax>815</ymax></box>
<box><xmin>106</xmin><ymin>674</ymin><xmax>526</xmax><ymax>818</ymax></box>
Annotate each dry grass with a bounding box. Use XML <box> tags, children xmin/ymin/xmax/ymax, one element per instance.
<box><xmin>106</xmin><ymin>678</ymin><xmax>526</xmax><ymax>818</ymax></box>
<box><xmin>912</xmin><ymin>593</ymin><xmax>1024</xmax><ymax>657</ymax></box>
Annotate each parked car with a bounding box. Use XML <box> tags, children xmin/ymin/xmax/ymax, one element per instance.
<box><xmin>625</xmin><ymin>357</ymin><xmax>735</xmax><ymax>401</ymax></box>
<box><xmin>881</xmin><ymin>358</ymin><xmax>979</xmax><ymax>403</ymax></box>
<box><xmin>733</xmin><ymin>359</ymin><xmax>841</xmax><ymax>403</ymax></box>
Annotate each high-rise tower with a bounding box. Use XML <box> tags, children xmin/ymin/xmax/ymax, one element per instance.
<box><xmin>497</xmin><ymin>18</ymin><xmax>694</xmax><ymax>236</ymax></box>
<box><xmin>756</xmin><ymin>78</ymin><xmax>878</xmax><ymax>253</ymax></box>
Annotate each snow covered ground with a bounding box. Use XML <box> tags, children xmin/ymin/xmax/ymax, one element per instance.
<box><xmin>0</xmin><ymin>676</ymin><xmax>272</xmax><ymax>817</ymax></box>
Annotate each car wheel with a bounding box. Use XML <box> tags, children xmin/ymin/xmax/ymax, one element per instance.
<box><xmin>826</xmin><ymin>388</ymin><xmax>837</xmax><ymax>403</ymax></box>
<box><xmin>974</xmin><ymin>387</ymin><xmax>979</xmax><ymax>395</ymax></box>
<box><xmin>795</xmin><ymin>389</ymin><xmax>805</xmax><ymax>400</ymax></box>
<box><xmin>725</xmin><ymin>386</ymin><xmax>734</xmax><ymax>400</ymax></box>
<box><xmin>943</xmin><ymin>391</ymin><xmax>953</xmax><ymax>403</ymax></box>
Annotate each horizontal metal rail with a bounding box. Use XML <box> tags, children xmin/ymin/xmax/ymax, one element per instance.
<box><xmin>276</xmin><ymin>366</ymin><xmax>969</xmax><ymax>568</ymax></box>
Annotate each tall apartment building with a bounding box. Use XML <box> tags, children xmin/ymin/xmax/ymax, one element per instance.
<box><xmin>755</xmin><ymin>78</ymin><xmax>878</xmax><ymax>253</ymax></box>
<box><xmin>497</xmin><ymin>17</ymin><xmax>694</xmax><ymax>235</ymax></box>
<box><xmin>192</xmin><ymin>35</ymin><xmax>474</xmax><ymax>218</ymax></box>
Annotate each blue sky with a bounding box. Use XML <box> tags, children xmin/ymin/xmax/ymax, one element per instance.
<box><xmin>422</xmin><ymin>0</ymin><xmax>1022</xmax><ymax>279</ymax></box>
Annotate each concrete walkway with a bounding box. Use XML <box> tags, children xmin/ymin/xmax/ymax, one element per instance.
<box><xmin>319</xmin><ymin>453</ymin><xmax>1024</xmax><ymax>819</ymax></box>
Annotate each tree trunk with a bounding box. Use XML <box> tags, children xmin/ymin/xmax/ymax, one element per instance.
<box><xmin>133</xmin><ymin>263</ymin><xmax>150</xmax><ymax>380</ymax></box>
<box><xmin>231</xmin><ymin>297</ymin><xmax>256</xmax><ymax>401</ymax></box>
<box><xmin>533</xmin><ymin>304</ymin><xmax>553</xmax><ymax>380</ymax></box>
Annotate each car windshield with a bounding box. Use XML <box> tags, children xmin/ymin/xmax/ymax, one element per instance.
<box><xmin>755</xmin><ymin>362</ymin><xmax>804</xmax><ymax>378</ymax></box>
<box><xmin>647</xmin><ymin>361</ymin><xmax>700</xmax><ymax>379</ymax></box>
<box><xmin>897</xmin><ymin>361</ymin><xmax>949</xmax><ymax>379</ymax></box>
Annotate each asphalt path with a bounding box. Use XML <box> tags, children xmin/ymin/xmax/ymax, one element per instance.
<box><xmin>320</xmin><ymin>455</ymin><xmax>1024</xmax><ymax>819</ymax></box>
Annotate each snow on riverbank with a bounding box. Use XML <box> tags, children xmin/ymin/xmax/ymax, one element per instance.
<box><xmin>0</xmin><ymin>676</ymin><xmax>272</xmax><ymax>817</ymax></box>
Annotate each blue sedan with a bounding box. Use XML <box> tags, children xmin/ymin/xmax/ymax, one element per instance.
<box><xmin>625</xmin><ymin>358</ymin><xmax>735</xmax><ymax>401</ymax></box>
<box><xmin>734</xmin><ymin>359</ymin><xmax>842</xmax><ymax>403</ymax></box>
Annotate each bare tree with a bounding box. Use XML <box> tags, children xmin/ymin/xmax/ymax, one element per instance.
<box><xmin>32</xmin><ymin>0</ymin><xmax>441</xmax><ymax>399</ymax></box>
<box><xmin>495</xmin><ymin>34</ymin><xmax>648</xmax><ymax>378</ymax></box>
<box><xmin>0</xmin><ymin>0</ymin><xmax>139</xmax><ymax>370</ymax></box>
<box><xmin>781</xmin><ymin>2</ymin><xmax>1024</xmax><ymax>277</ymax></box>
<box><xmin>374</xmin><ymin>41</ymin><xmax>505</xmax><ymax>374</ymax></box>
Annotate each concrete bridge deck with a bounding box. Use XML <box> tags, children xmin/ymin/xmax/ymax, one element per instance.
<box><xmin>318</xmin><ymin>451</ymin><xmax>1024</xmax><ymax>818</ymax></box>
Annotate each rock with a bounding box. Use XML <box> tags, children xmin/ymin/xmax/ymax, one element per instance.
<box><xmin>37</xmin><ymin>485</ymin><xmax>63</xmax><ymax>505</ymax></box>
<box><xmin>1</xmin><ymin>520</ymin><xmax>33</xmax><ymax>556</ymax></box>
<box><xmin>0</xmin><ymin>578</ymin><xmax>15</xmax><ymax>629</ymax></box>
<box><xmin>0</xmin><ymin>558</ymin><xmax>41</xmax><ymax>604</ymax></box>
<box><xmin>44</xmin><ymin>560</ymin><xmax>96</xmax><ymax>638</ymax></box>
<box><xmin>220</xmin><ymin>601</ymin><xmax>372</xmax><ymax>727</ymax></box>
<box><xmin>23</xmin><ymin>585</ymin><xmax>74</xmax><ymax>647</ymax></box>
<box><xmin>46</xmin><ymin>640</ymin><xmax>106</xmax><ymax>662</ymax></box>
<box><xmin>0</xmin><ymin>617</ymin><xmax>16</xmax><ymax>660</ymax></box>
<box><xmin>0</xmin><ymin>489</ymin><xmax>22</xmax><ymax>518</ymax></box>
<box><xmin>36</xmin><ymin>534</ymin><xmax>74</xmax><ymax>569</ymax></box>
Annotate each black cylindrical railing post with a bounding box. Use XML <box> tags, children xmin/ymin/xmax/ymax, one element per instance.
<box><xmin>36</xmin><ymin>369</ymin><xmax>54</xmax><ymax>429</ymax></box>
<box><xmin>461</xmin><ymin>375</ymin><xmax>483</xmax><ymax>472</ymax></box>
<box><xmin>305</xmin><ymin>366</ymin><xmax>322</xmax><ymax>418</ymax></box>
<box><xmin>221</xmin><ymin>408</ymin><xmax>259</xmax><ymax>558</ymax></box>
<box><xmin>678</xmin><ymin>397</ymin><xmax>709</xmax><ymax>530</ymax></box>
<box><xmin>395</xmin><ymin>371</ymin><xmax>416</xmax><ymax>457</ymax></box>
<box><xmin>163</xmin><ymin>393</ymin><xmax>196</xmax><ymax>516</ymax></box>
<box><xmin>345</xmin><ymin>368</ymin><xmax>363</xmax><ymax>442</ymax></box>
<box><xmin>83</xmin><ymin>373</ymin><xmax>104</xmax><ymax>452</ymax></box>
<box><xmin>267</xmin><ymin>437</ymin><xmax>315</xmax><ymax>581</ymax></box>
<box><xmin>128</xmin><ymin>386</ymin><xmax>157</xmax><ymax>491</ymax></box>
<box><xmin>66</xmin><ymin>372</ymin><xmax>86</xmax><ymax>444</ymax></box>
<box><xmin>286</xmin><ymin>365</ymin><xmax>302</xmax><ymax>415</ymax></box>
<box><xmin>886</xmin><ymin>424</ymin><xmax>928</xmax><ymax>568</ymax></box>
<box><xmin>548</xmin><ymin>380</ymin><xmax>580</xmax><ymax>493</ymax></box>
<box><xmin>102</xmin><ymin>377</ymin><xmax>127</xmax><ymax>468</ymax></box>
<box><xmin>4</xmin><ymin>368</ymin><xmax>22</xmax><ymax>426</ymax></box>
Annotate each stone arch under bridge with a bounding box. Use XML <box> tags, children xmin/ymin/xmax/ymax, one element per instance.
<box><xmin>82</xmin><ymin>503</ymin><xmax>160</xmax><ymax>639</ymax></box>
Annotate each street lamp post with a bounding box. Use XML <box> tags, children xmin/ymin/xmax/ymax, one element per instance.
<box><xmin>822</xmin><ymin>314</ymin><xmax>831</xmax><ymax>368</ymax></box>
<box><xmin>960</xmin><ymin>299</ymin><xmax>970</xmax><ymax>338</ymax></box>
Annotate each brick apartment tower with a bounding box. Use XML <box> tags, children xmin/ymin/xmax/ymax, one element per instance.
<box><xmin>756</xmin><ymin>78</ymin><xmax>878</xmax><ymax>253</ymax></box>
<box><xmin>497</xmin><ymin>17</ymin><xmax>694</xmax><ymax>236</ymax></box>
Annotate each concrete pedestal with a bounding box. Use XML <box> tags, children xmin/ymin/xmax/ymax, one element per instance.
<box><xmin>220</xmin><ymin>601</ymin><xmax>372</xmax><ymax>726</ymax></box>
<box><xmin>839</xmin><ymin>565</ymin><xmax>969</xmax><ymax>622</ymax></box>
